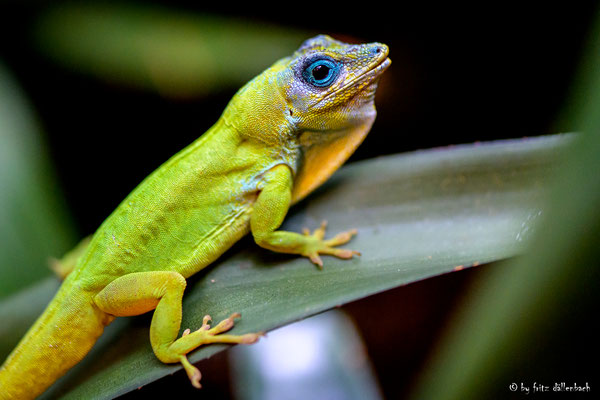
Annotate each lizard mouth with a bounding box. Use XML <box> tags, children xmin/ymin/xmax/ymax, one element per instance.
<box><xmin>339</xmin><ymin>46</ymin><xmax>391</xmax><ymax>90</ymax></box>
<box><xmin>328</xmin><ymin>55</ymin><xmax>391</xmax><ymax>99</ymax></box>
<box><xmin>368</xmin><ymin>57</ymin><xmax>391</xmax><ymax>79</ymax></box>
<box><xmin>363</xmin><ymin>45</ymin><xmax>391</xmax><ymax>81</ymax></box>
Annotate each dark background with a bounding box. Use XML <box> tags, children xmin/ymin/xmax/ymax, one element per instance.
<box><xmin>1</xmin><ymin>1</ymin><xmax>597</xmax><ymax>398</ymax></box>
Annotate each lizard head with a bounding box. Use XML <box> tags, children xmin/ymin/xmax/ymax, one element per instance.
<box><xmin>284</xmin><ymin>34</ymin><xmax>390</xmax><ymax>132</ymax></box>
<box><xmin>283</xmin><ymin>35</ymin><xmax>391</xmax><ymax>202</ymax></box>
<box><xmin>224</xmin><ymin>34</ymin><xmax>390</xmax><ymax>202</ymax></box>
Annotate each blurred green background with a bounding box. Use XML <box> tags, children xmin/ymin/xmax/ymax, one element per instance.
<box><xmin>1</xmin><ymin>1</ymin><xmax>598</xmax><ymax>399</ymax></box>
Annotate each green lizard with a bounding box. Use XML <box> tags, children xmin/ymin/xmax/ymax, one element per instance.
<box><xmin>0</xmin><ymin>34</ymin><xmax>390</xmax><ymax>399</ymax></box>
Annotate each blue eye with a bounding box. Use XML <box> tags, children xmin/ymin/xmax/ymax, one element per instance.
<box><xmin>302</xmin><ymin>58</ymin><xmax>340</xmax><ymax>87</ymax></box>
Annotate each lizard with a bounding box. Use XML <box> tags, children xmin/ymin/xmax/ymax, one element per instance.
<box><xmin>0</xmin><ymin>34</ymin><xmax>390</xmax><ymax>399</ymax></box>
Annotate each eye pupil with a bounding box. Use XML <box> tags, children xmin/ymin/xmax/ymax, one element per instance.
<box><xmin>302</xmin><ymin>58</ymin><xmax>339</xmax><ymax>87</ymax></box>
<box><xmin>312</xmin><ymin>64</ymin><xmax>330</xmax><ymax>81</ymax></box>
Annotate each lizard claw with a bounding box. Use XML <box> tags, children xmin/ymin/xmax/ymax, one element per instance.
<box><xmin>200</xmin><ymin>315</ymin><xmax>212</xmax><ymax>331</ymax></box>
<box><xmin>180</xmin><ymin>355</ymin><xmax>202</xmax><ymax>389</ymax></box>
<box><xmin>308</xmin><ymin>252</ymin><xmax>324</xmax><ymax>269</ymax></box>
<box><xmin>302</xmin><ymin>221</ymin><xmax>360</xmax><ymax>268</ymax></box>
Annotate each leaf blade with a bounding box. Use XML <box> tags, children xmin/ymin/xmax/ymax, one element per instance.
<box><xmin>0</xmin><ymin>135</ymin><xmax>569</xmax><ymax>399</ymax></box>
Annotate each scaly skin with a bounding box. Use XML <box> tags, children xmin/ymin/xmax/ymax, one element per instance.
<box><xmin>0</xmin><ymin>35</ymin><xmax>390</xmax><ymax>398</ymax></box>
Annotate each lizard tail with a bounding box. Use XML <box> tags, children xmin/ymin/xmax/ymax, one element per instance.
<box><xmin>0</xmin><ymin>281</ymin><xmax>110</xmax><ymax>400</ymax></box>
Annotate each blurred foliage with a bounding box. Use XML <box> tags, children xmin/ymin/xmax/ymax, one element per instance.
<box><xmin>230</xmin><ymin>310</ymin><xmax>383</xmax><ymax>400</ymax></box>
<box><xmin>33</xmin><ymin>2</ymin><xmax>310</xmax><ymax>98</ymax></box>
<box><xmin>411</xmin><ymin>7</ymin><xmax>600</xmax><ymax>400</ymax></box>
<box><xmin>0</xmin><ymin>62</ymin><xmax>75</xmax><ymax>299</ymax></box>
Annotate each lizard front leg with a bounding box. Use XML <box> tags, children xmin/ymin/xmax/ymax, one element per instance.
<box><xmin>252</xmin><ymin>164</ymin><xmax>360</xmax><ymax>268</ymax></box>
<box><xmin>94</xmin><ymin>271</ymin><xmax>261</xmax><ymax>388</ymax></box>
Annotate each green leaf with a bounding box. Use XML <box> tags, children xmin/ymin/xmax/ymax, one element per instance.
<box><xmin>33</xmin><ymin>3</ymin><xmax>310</xmax><ymax>98</ymax></box>
<box><xmin>0</xmin><ymin>134</ymin><xmax>569</xmax><ymax>399</ymax></box>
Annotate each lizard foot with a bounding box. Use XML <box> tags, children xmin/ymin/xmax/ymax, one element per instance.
<box><xmin>173</xmin><ymin>313</ymin><xmax>264</xmax><ymax>388</ymax></box>
<box><xmin>301</xmin><ymin>220</ymin><xmax>361</xmax><ymax>268</ymax></box>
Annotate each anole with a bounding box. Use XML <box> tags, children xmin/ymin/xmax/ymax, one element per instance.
<box><xmin>0</xmin><ymin>34</ymin><xmax>390</xmax><ymax>399</ymax></box>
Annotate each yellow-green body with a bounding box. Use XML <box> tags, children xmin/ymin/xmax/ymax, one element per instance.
<box><xmin>0</xmin><ymin>35</ymin><xmax>390</xmax><ymax>399</ymax></box>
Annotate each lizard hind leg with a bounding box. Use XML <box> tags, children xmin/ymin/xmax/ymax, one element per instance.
<box><xmin>49</xmin><ymin>235</ymin><xmax>93</xmax><ymax>279</ymax></box>
<box><xmin>94</xmin><ymin>271</ymin><xmax>262</xmax><ymax>389</ymax></box>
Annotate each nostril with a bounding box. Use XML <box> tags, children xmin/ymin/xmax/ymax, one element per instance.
<box><xmin>367</xmin><ymin>44</ymin><xmax>387</xmax><ymax>58</ymax></box>
<box><xmin>372</xmin><ymin>46</ymin><xmax>385</xmax><ymax>56</ymax></box>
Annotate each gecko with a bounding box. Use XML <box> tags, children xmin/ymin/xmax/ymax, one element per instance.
<box><xmin>0</xmin><ymin>34</ymin><xmax>390</xmax><ymax>399</ymax></box>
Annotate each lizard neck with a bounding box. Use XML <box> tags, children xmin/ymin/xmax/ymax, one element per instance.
<box><xmin>221</xmin><ymin>68</ymin><xmax>297</xmax><ymax>148</ymax></box>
